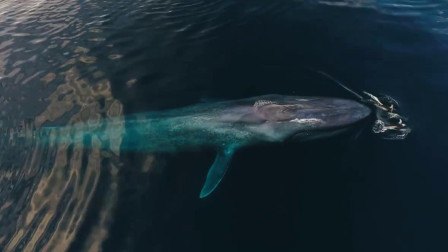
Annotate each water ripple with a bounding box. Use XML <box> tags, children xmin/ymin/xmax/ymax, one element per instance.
<box><xmin>0</xmin><ymin>0</ymin><xmax>130</xmax><ymax>251</ymax></box>
<box><xmin>318</xmin><ymin>0</ymin><xmax>448</xmax><ymax>36</ymax></box>
<box><xmin>0</xmin><ymin>0</ymin><xmax>445</xmax><ymax>251</ymax></box>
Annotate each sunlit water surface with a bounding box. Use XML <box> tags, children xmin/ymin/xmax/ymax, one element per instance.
<box><xmin>0</xmin><ymin>0</ymin><xmax>448</xmax><ymax>251</ymax></box>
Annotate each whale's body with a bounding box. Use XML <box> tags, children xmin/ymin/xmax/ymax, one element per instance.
<box><xmin>38</xmin><ymin>94</ymin><xmax>371</xmax><ymax>198</ymax></box>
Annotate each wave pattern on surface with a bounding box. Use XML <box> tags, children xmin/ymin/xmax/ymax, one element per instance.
<box><xmin>318</xmin><ymin>0</ymin><xmax>448</xmax><ymax>36</ymax></box>
<box><xmin>0</xmin><ymin>0</ymin><xmax>128</xmax><ymax>251</ymax></box>
<box><xmin>0</xmin><ymin>0</ymin><xmax>446</xmax><ymax>251</ymax></box>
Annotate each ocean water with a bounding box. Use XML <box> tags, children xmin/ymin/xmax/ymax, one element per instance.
<box><xmin>0</xmin><ymin>0</ymin><xmax>448</xmax><ymax>251</ymax></box>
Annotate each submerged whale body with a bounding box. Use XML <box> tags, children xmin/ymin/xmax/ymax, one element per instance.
<box><xmin>37</xmin><ymin>94</ymin><xmax>371</xmax><ymax>198</ymax></box>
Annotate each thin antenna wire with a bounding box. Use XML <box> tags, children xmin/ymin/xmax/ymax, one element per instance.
<box><xmin>314</xmin><ymin>70</ymin><xmax>364</xmax><ymax>100</ymax></box>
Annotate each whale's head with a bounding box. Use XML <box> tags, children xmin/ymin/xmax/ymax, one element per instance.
<box><xmin>238</xmin><ymin>94</ymin><xmax>372</xmax><ymax>142</ymax></box>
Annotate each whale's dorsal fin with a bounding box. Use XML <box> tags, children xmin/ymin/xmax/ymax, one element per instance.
<box><xmin>199</xmin><ymin>146</ymin><xmax>236</xmax><ymax>198</ymax></box>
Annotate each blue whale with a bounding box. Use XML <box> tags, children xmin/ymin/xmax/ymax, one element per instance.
<box><xmin>37</xmin><ymin>94</ymin><xmax>371</xmax><ymax>198</ymax></box>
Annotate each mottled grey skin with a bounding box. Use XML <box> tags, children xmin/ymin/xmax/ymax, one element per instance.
<box><xmin>40</xmin><ymin>94</ymin><xmax>371</xmax><ymax>198</ymax></box>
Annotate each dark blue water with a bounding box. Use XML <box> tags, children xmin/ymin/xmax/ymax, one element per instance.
<box><xmin>0</xmin><ymin>0</ymin><xmax>448</xmax><ymax>251</ymax></box>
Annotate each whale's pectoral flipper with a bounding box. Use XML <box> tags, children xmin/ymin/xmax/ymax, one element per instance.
<box><xmin>199</xmin><ymin>147</ymin><xmax>236</xmax><ymax>198</ymax></box>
